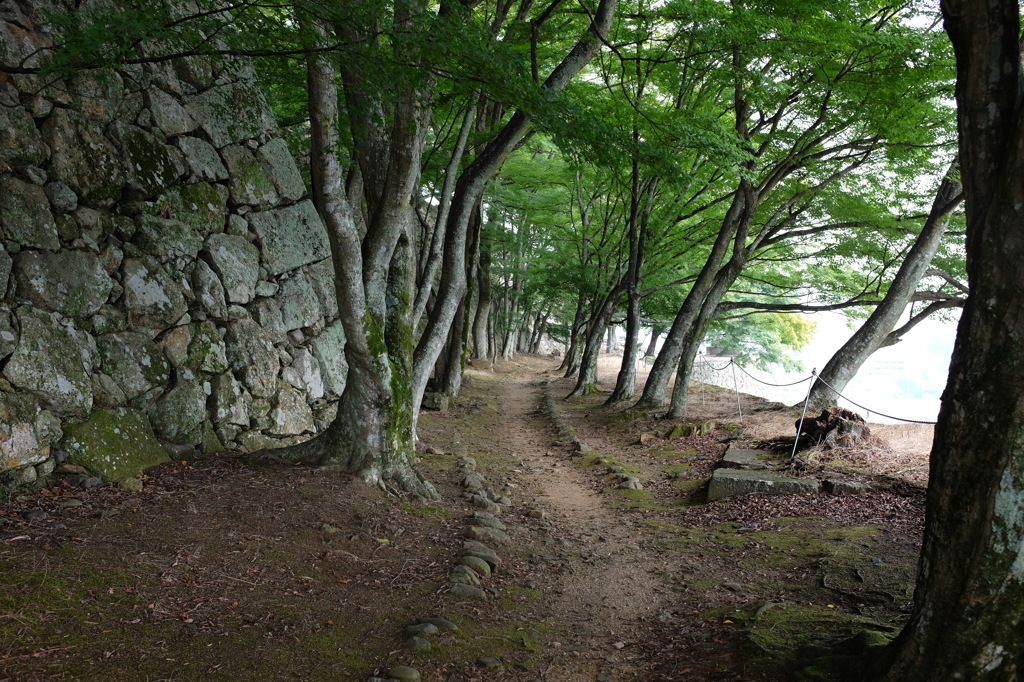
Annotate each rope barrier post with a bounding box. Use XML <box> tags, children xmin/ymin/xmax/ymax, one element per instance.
<box><xmin>791</xmin><ymin>368</ymin><xmax>817</xmax><ymax>462</ymax></box>
<box><xmin>731</xmin><ymin>360</ymin><xmax>743</xmax><ymax>422</ymax></box>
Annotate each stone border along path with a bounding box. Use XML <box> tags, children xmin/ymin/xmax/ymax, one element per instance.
<box><xmin>373</xmin><ymin>369</ymin><xmax>673</xmax><ymax>682</ymax></box>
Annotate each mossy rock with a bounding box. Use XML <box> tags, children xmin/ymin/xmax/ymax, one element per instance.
<box><xmin>62</xmin><ymin>408</ymin><xmax>170</xmax><ymax>485</ymax></box>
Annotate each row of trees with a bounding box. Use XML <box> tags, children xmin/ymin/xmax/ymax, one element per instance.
<box><xmin>10</xmin><ymin>0</ymin><xmax>1024</xmax><ymax>676</ymax></box>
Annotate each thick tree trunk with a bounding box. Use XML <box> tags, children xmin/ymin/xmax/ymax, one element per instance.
<box><xmin>666</xmin><ymin>242</ymin><xmax>748</xmax><ymax>418</ymax></box>
<box><xmin>607</xmin><ymin>293</ymin><xmax>640</xmax><ymax>403</ymax></box>
<box><xmin>807</xmin><ymin>164</ymin><xmax>963</xmax><ymax>411</ymax></box>
<box><xmin>247</xmin><ymin>19</ymin><xmax>434</xmax><ymax>499</ymax></box>
<box><xmin>874</xmin><ymin>2</ymin><xmax>1024</xmax><ymax>679</ymax></box>
<box><xmin>633</xmin><ymin>189</ymin><xmax>748</xmax><ymax>409</ymax></box>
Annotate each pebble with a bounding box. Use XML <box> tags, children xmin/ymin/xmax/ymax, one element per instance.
<box><xmin>449</xmin><ymin>584</ymin><xmax>488</xmax><ymax>599</ymax></box>
<box><xmin>405</xmin><ymin>623</ymin><xmax>439</xmax><ymax>636</ymax></box>
<box><xmin>385</xmin><ymin>666</ymin><xmax>421</xmax><ymax>682</ymax></box>
<box><xmin>471</xmin><ymin>494</ymin><xmax>501</xmax><ymax>514</ymax></box>
<box><xmin>450</xmin><ymin>565</ymin><xmax>482</xmax><ymax>586</ymax></box>
<box><xmin>612</xmin><ymin>641</ymin><xmax>625</xmax><ymax>649</ymax></box>
<box><xmin>477</xmin><ymin>656</ymin><xmax>504</xmax><ymax>671</ymax></box>
<box><xmin>597</xmin><ymin>673</ymin><xmax>612</xmax><ymax>681</ymax></box>
<box><xmin>418</xmin><ymin>616</ymin><xmax>459</xmax><ymax>632</ymax></box>
<box><xmin>404</xmin><ymin>636</ymin><xmax>431</xmax><ymax>652</ymax></box>
<box><xmin>457</xmin><ymin>555</ymin><xmax>492</xmax><ymax>577</ymax></box>
<box><xmin>60</xmin><ymin>498</ymin><xmax>84</xmax><ymax>508</ymax></box>
<box><xmin>23</xmin><ymin>509</ymin><xmax>46</xmax><ymax>521</ymax></box>
<box><xmin>722</xmin><ymin>581</ymin><xmax>744</xmax><ymax>592</ymax></box>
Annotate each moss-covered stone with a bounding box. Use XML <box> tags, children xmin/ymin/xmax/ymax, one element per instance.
<box><xmin>62</xmin><ymin>408</ymin><xmax>170</xmax><ymax>484</ymax></box>
<box><xmin>186</xmin><ymin>320</ymin><xmax>228</xmax><ymax>374</ymax></box>
<box><xmin>147</xmin><ymin>372</ymin><xmax>206</xmax><ymax>444</ymax></box>
<box><xmin>109</xmin><ymin>122</ymin><xmax>183</xmax><ymax>199</ymax></box>
<box><xmin>13</xmin><ymin>250</ymin><xmax>113</xmax><ymax>318</ymax></box>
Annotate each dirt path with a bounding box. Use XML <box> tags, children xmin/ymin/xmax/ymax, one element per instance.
<box><xmin>489</xmin><ymin>367</ymin><xmax>665</xmax><ymax>680</ymax></box>
<box><xmin>0</xmin><ymin>354</ymin><xmax>926</xmax><ymax>682</ymax></box>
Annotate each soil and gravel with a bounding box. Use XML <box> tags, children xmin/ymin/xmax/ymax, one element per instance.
<box><xmin>0</xmin><ymin>355</ymin><xmax>928</xmax><ymax>681</ymax></box>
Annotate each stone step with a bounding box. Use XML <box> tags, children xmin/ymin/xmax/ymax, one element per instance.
<box><xmin>707</xmin><ymin>468</ymin><xmax>821</xmax><ymax>501</ymax></box>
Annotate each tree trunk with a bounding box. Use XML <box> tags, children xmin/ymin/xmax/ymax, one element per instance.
<box><xmin>633</xmin><ymin>188</ymin><xmax>748</xmax><ymax>409</ymax></box>
<box><xmin>411</xmin><ymin>0</ymin><xmax>620</xmax><ymax>422</ymax></box>
<box><xmin>530</xmin><ymin>313</ymin><xmax>548</xmax><ymax>353</ymax></box>
<box><xmin>645</xmin><ymin>324</ymin><xmax>664</xmax><ymax>358</ymax></box>
<box><xmin>560</xmin><ymin>295</ymin><xmax>588</xmax><ymax>376</ymax></box>
<box><xmin>568</xmin><ymin>282</ymin><xmax>625</xmax><ymax>398</ymax></box>
<box><xmin>247</xmin><ymin>17</ymin><xmax>434</xmax><ymax>499</ymax></box>
<box><xmin>807</xmin><ymin>163</ymin><xmax>963</xmax><ymax>411</ymax></box>
<box><xmin>471</xmin><ymin>226</ymin><xmax>492</xmax><ymax>360</ymax></box>
<box><xmin>666</xmin><ymin>244</ymin><xmax>748</xmax><ymax>418</ymax></box>
<box><xmin>874</xmin><ymin>2</ymin><xmax>1024</xmax><ymax>679</ymax></box>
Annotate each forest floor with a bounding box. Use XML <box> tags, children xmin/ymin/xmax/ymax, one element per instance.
<box><xmin>0</xmin><ymin>355</ymin><xmax>930</xmax><ymax>681</ymax></box>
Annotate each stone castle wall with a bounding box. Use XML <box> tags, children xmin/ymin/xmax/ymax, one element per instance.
<box><xmin>0</xmin><ymin>0</ymin><xmax>346</xmax><ymax>488</ymax></box>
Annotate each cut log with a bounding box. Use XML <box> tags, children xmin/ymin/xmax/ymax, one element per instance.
<box><xmin>796</xmin><ymin>406</ymin><xmax>871</xmax><ymax>450</ymax></box>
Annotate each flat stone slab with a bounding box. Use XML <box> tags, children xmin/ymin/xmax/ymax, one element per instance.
<box><xmin>708</xmin><ymin>468</ymin><xmax>820</xmax><ymax>501</ymax></box>
<box><xmin>718</xmin><ymin>446</ymin><xmax>776</xmax><ymax>470</ymax></box>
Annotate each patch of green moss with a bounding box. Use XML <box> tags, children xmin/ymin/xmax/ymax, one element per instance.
<box><xmin>662</xmin><ymin>462</ymin><xmax>693</xmax><ymax>479</ymax></box>
<box><xmin>607</xmin><ymin>487</ymin><xmax>663</xmax><ymax>512</ymax></box>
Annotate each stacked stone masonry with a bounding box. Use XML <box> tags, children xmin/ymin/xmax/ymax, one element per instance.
<box><xmin>0</xmin><ymin>0</ymin><xmax>347</xmax><ymax>486</ymax></box>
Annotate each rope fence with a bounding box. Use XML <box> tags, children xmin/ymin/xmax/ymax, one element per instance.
<box><xmin>692</xmin><ymin>354</ymin><xmax>939</xmax><ymax>426</ymax></box>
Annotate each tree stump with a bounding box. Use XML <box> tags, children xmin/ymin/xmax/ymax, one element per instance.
<box><xmin>796</xmin><ymin>406</ymin><xmax>871</xmax><ymax>450</ymax></box>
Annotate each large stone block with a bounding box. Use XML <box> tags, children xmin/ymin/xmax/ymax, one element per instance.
<box><xmin>190</xmin><ymin>259</ymin><xmax>228</xmax><ymax>319</ymax></box>
<box><xmin>145</xmin><ymin>183</ymin><xmax>228</xmax><ymax>234</ymax></box>
<box><xmin>275</xmin><ymin>272</ymin><xmax>321</xmax><ymax>331</ymax></box>
<box><xmin>0</xmin><ymin>175</ymin><xmax>59</xmax><ymax>251</ymax></box>
<box><xmin>203</xmin><ymin>233</ymin><xmax>259</xmax><ymax>304</ymax></box>
<box><xmin>2</xmin><ymin>307</ymin><xmax>93</xmax><ymax>417</ymax></box>
<box><xmin>133</xmin><ymin>215</ymin><xmax>203</xmax><ymax>262</ymax></box>
<box><xmin>121</xmin><ymin>257</ymin><xmax>188</xmax><ymax>329</ymax></box>
<box><xmin>176</xmin><ymin>135</ymin><xmax>228</xmax><ymax>182</ymax></box>
<box><xmin>282</xmin><ymin>348</ymin><xmax>324</xmax><ymax>402</ymax></box>
<box><xmin>62</xmin><ymin>408</ymin><xmax>170</xmax><ymax>484</ymax></box>
<box><xmin>148</xmin><ymin>371</ymin><xmax>206</xmax><ymax>444</ymax></box>
<box><xmin>145</xmin><ymin>86</ymin><xmax>198</xmax><ymax>137</ymax></box>
<box><xmin>0</xmin><ymin>83</ymin><xmax>47</xmax><ymax>167</ymax></box>
<box><xmin>0</xmin><ymin>392</ymin><xmax>62</xmax><ymax>472</ymax></box>
<box><xmin>184</xmin><ymin>80</ymin><xmax>276</xmax><ymax>148</ymax></box>
<box><xmin>43</xmin><ymin>108</ymin><xmax>124</xmax><ymax>206</ymax></box>
<box><xmin>707</xmin><ymin>468</ymin><xmax>821</xmax><ymax>502</ymax></box>
<box><xmin>210</xmin><ymin>373</ymin><xmax>249</xmax><ymax>426</ymax></box>
<box><xmin>222</xmin><ymin>144</ymin><xmax>279</xmax><ymax>208</ymax></box>
<box><xmin>257</xmin><ymin>138</ymin><xmax>305</xmax><ymax>202</ymax></box>
<box><xmin>310</xmin><ymin>321</ymin><xmax>348</xmax><ymax>397</ymax></box>
<box><xmin>268</xmin><ymin>383</ymin><xmax>315</xmax><ymax>435</ymax></box>
<box><xmin>225</xmin><ymin>319</ymin><xmax>279</xmax><ymax>398</ymax></box>
<box><xmin>186</xmin><ymin>320</ymin><xmax>228</xmax><ymax>374</ymax></box>
<box><xmin>305</xmin><ymin>258</ymin><xmax>339</xmax><ymax>319</ymax></box>
<box><xmin>247</xmin><ymin>201</ymin><xmax>330</xmax><ymax>276</ymax></box>
<box><xmin>13</xmin><ymin>249</ymin><xmax>113</xmax><ymax>318</ymax></box>
<box><xmin>96</xmin><ymin>331</ymin><xmax>171</xmax><ymax>402</ymax></box>
<box><xmin>109</xmin><ymin>121</ymin><xmax>185</xmax><ymax>199</ymax></box>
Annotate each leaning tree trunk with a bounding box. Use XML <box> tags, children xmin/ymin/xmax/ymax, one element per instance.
<box><xmin>411</xmin><ymin>0</ymin><xmax>620</xmax><ymax>421</ymax></box>
<box><xmin>807</xmin><ymin>162</ymin><xmax>963</xmax><ymax>411</ymax></box>
<box><xmin>568</xmin><ymin>282</ymin><xmax>625</xmax><ymax>398</ymax></box>
<box><xmin>248</xmin><ymin>18</ymin><xmax>434</xmax><ymax>498</ymax></box>
<box><xmin>560</xmin><ymin>295</ymin><xmax>588</xmax><ymax>376</ymax></box>
<box><xmin>634</xmin><ymin>188</ymin><xmax>748</xmax><ymax>409</ymax></box>
<box><xmin>874</xmin><ymin>2</ymin><xmax>1024</xmax><ymax>679</ymax></box>
<box><xmin>644</xmin><ymin>323</ymin><xmax>664</xmax><ymax>358</ymax></box>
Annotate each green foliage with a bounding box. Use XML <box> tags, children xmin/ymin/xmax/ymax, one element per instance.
<box><xmin>706</xmin><ymin>313</ymin><xmax>816</xmax><ymax>371</ymax></box>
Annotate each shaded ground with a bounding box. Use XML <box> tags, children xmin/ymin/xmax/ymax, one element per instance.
<box><xmin>0</xmin><ymin>355</ymin><xmax>926</xmax><ymax>681</ymax></box>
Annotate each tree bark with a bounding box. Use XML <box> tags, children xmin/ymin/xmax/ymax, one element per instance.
<box><xmin>471</xmin><ymin>224</ymin><xmax>493</xmax><ymax>360</ymax></box>
<box><xmin>874</xmin><ymin>2</ymin><xmax>1024</xmax><ymax>679</ymax></box>
<box><xmin>411</xmin><ymin>0</ymin><xmax>620</xmax><ymax>420</ymax></box>
<box><xmin>568</xmin><ymin>282</ymin><xmax>626</xmax><ymax>398</ymax></box>
<box><xmin>807</xmin><ymin>163</ymin><xmax>963</xmax><ymax>411</ymax></box>
<box><xmin>247</xmin><ymin>15</ymin><xmax>435</xmax><ymax>499</ymax></box>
